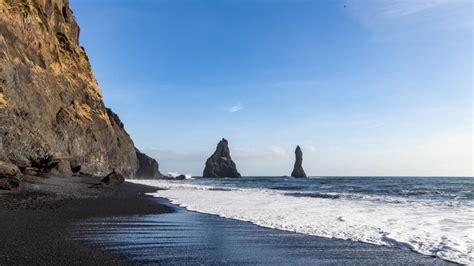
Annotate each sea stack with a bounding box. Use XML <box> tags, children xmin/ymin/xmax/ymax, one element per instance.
<box><xmin>203</xmin><ymin>138</ymin><xmax>241</xmax><ymax>178</ymax></box>
<box><xmin>291</xmin><ymin>146</ymin><xmax>307</xmax><ymax>178</ymax></box>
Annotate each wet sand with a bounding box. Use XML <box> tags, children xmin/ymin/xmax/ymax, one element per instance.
<box><xmin>73</xmin><ymin>198</ymin><xmax>455</xmax><ymax>265</ymax></box>
<box><xmin>0</xmin><ymin>176</ymin><xmax>456</xmax><ymax>265</ymax></box>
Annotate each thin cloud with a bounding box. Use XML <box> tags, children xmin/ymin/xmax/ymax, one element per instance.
<box><xmin>233</xmin><ymin>146</ymin><xmax>289</xmax><ymax>160</ymax></box>
<box><xmin>142</xmin><ymin>145</ymin><xmax>289</xmax><ymax>164</ymax></box>
<box><xmin>140</xmin><ymin>145</ymin><xmax>292</xmax><ymax>176</ymax></box>
<box><xmin>141</xmin><ymin>148</ymin><xmax>207</xmax><ymax>162</ymax></box>
<box><xmin>304</xmin><ymin>145</ymin><xmax>317</xmax><ymax>153</ymax></box>
<box><xmin>377</xmin><ymin>0</ymin><xmax>452</xmax><ymax>18</ymax></box>
<box><xmin>347</xmin><ymin>0</ymin><xmax>472</xmax><ymax>41</ymax></box>
<box><xmin>269</xmin><ymin>146</ymin><xmax>288</xmax><ymax>157</ymax></box>
<box><xmin>349</xmin><ymin>0</ymin><xmax>466</xmax><ymax>21</ymax></box>
<box><xmin>228</xmin><ymin>103</ymin><xmax>243</xmax><ymax>113</ymax></box>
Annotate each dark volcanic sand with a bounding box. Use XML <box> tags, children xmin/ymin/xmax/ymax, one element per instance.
<box><xmin>0</xmin><ymin>176</ymin><xmax>170</xmax><ymax>265</ymax></box>
<box><xmin>0</xmin><ymin>176</ymin><xmax>456</xmax><ymax>265</ymax></box>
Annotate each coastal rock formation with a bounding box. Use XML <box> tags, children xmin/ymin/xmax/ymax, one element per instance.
<box><xmin>91</xmin><ymin>169</ymin><xmax>125</xmax><ymax>188</ymax></box>
<box><xmin>291</xmin><ymin>146</ymin><xmax>307</xmax><ymax>178</ymax></box>
<box><xmin>161</xmin><ymin>173</ymin><xmax>188</xmax><ymax>180</ymax></box>
<box><xmin>203</xmin><ymin>138</ymin><xmax>241</xmax><ymax>178</ymax></box>
<box><xmin>0</xmin><ymin>0</ymin><xmax>138</xmax><ymax>176</ymax></box>
<box><xmin>48</xmin><ymin>159</ymin><xmax>73</xmax><ymax>177</ymax></box>
<box><xmin>0</xmin><ymin>160</ymin><xmax>21</xmax><ymax>190</ymax></box>
<box><xmin>100</xmin><ymin>170</ymin><xmax>125</xmax><ymax>186</ymax></box>
<box><xmin>135</xmin><ymin>148</ymin><xmax>162</xmax><ymax>179</ymax></box>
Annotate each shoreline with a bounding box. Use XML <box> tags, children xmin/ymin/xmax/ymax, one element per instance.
<box><xmin>150</xmin><ymin>197</ymin><xmax>461</xmax><ymax>265</ymax></box>
<box><xmin>129</xmin><ymin>177</ymin><xmax>472</xmax><ymax>265</ymax></box>
<box><xmin>0</xmin><ymin>176</ymin><xmax>458</xmax><ymax>265</ymax></box>
<box><xmin>0</xmin><ymin>176</ymin><xmax>170</xmax><ymax>265</ymax></box>
<box><xmin>73</xmin><ymin>195</ymin><xmax>455</xmax><ymax>265</ymax></box>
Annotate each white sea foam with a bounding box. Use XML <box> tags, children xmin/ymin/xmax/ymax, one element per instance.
<box><xmin>128</xmin><ymin>179</ymin><xmax>474</xmax><ymax>264</ymax></box>
<box><xmin>166</xmin><ymin>172</ymin><xmax>180</xmax><ymax>177</ymax></box>
<box><xmin>166</xmin><ymin>172</ymin><xmax>193</xmax><ymax>179</ymax></box>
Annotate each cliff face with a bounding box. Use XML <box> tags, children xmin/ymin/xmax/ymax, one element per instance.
<box><xmin>135</xmin><ymin>148</ymin><xmax>162</xmax><ymax>179</ymax></box>
<box><xmin>203</xmin><ymin>138</ymin><xmax>241</xmax><ymax>178</ymax></box>
<box><xmin>291</xmin><ymin>146</ymin><xmax>307</xmax><ymax>178</ymax></box>
<box><xmin>0</xmin><ymin>0</ymin><xmax>138</xmax><ymax>176</ymax></box>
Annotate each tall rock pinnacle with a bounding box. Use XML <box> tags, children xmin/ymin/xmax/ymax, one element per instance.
<box><xmin>291</xmin><ymin>146</ymin><xmax>307</xmax><ymax>178</ymax></box>
<box><xmin>203</xmin><ymin>138</ymin><xmax>241</xmax><ymax>178</ymax></box>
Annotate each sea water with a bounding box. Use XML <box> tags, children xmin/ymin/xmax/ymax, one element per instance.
<box><xmin>129</xmin><ymin>176</ymin><xmax>474</xmax><ymax>264</ymax></box>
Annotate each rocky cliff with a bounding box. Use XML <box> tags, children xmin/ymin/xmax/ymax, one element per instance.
<box><xmin>291</xmin><ymin>146</ymin><xmax>307</xmax><ymax>178</ymax></box>
<box><xmin>0</xmin><ymin>0</ymin><xmax>139</xmax><ymax>176</ymax></box>
<box><xmin>203</xmin><ymin>138</ymin><xmax>241</xmax><ymax>178</ymax></box>
<box><xmin>135</xmin><ymin>148</ymin><xmax>162</xmax><ymax>179</ymax></box>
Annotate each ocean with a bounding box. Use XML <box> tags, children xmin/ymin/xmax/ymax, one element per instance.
<box><xmin>129</xmin><ymin>176</ymin><xmax>473</xmax><ymax>264</ymax></box>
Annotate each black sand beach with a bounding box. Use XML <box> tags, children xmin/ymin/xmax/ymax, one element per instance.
<box><xmin>0</xmin><ymin>176</ymin><xmax>170</xmax><ymax>265</ymax></box>
<box><xmin>0</xmin><ymin>175</ymin><xmax>455</xmax><ymax>265</ymax></box>
<box><xmin>0</xmin><ymin>0</ymin><xmax>469</xmax><ymax>265</ymax></box>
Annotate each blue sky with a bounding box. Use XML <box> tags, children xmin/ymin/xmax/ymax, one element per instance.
<box><xmin>71</xmin><ymin>0</ymin><xmax>472</xmax><ymax>176</ymax></box>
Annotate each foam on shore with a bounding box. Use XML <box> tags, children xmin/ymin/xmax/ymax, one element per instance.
<box><xmin>129</xmin><ymin>179</ymin><xmax>474</xmax><ymax>265</ymax></box>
